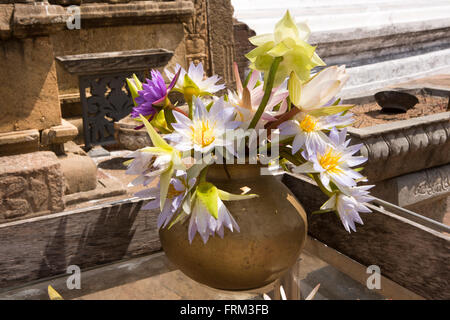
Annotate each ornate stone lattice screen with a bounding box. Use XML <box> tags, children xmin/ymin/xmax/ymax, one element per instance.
<box><xmin>57</xmin><ymin>49</ymin><xmax>173</xmax><ymax>149</ymax></box>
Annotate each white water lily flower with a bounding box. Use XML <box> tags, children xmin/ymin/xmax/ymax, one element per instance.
<box><xmin>165</xmin><ymin>97</ymin><xmax>241</xmax><ymax>154</ymax></box>
<box><xmin>293</xmin><ymin>128</ymin><xmax>367</xmax><ymax>191</ymax></box>
<box><xmin>126</xmin><ymin>149</ymin><xmax>171</xmax><ymax>187</ymax></box>
<box><xmin>165</xmin><ymin>62</ymin><xmax>225</xmax><ymax>100</ymax></box>
<box><xmin>288</xmin><ymin>66</ymin><xmax>352</xmax><ymax>118</ymax></box>
<box><xmin>188</xmin><ymin>195</ymin><xmax>240</xmax><ymax>244</ymax></box>
<box><xmin>228</xmin><ymin>65</ymin><xmax>288</xmax><ymax>129</ymax></box>
<box><xmin>278</xmin><ymin>112</ymin><xmax>354</xmax><ymax>154</ymax></box>
<box><xmin>125</xmin><ymin>115</ymin><xmax>185</xmax><ymax>209</ymax></box>
<box><xmin>321</xmin><ymin>185</ymin><xmax>375</xmax><ymax>233</ymax></box>
<box><xmin>137</xmin><ymin>170</ymin><xmax>196</xmax><ymax>229</ymax></box>
<box><xmin>187</xmin><ymin>182</ymin><xmax>258</xmax><ymax>244</ymax></box>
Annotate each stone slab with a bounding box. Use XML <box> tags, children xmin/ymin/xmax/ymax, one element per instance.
<box><xmin>0</xmin><ymin>129</ymin><xmax>39</xmax><ymax>156</ymax></box>
<box><xmin>58</xmin><ymin>154</ymin><xmax>97</xmax><ymax>195</ymax></box>
<box><xmin>41</xmin><ymin>119</ymin><xmax>79</xmax><ymax>146</ymax></box>
<box><xmin>347</xmin><ymin>110</ymin><xmax>450</xmax><ymax>183</ymax></box>
<box><xmin>0</xmin><ymin>237</ymin><xmax>421</xmax><ymax>300</ymax></box>
<box><xmin>0</xmin><ymin>4</ymin><xmax>12</xmax><ymax>40</ymax></box>
<box><xmin>368</xmin><ymin>165</ymin><xmax>450</xmax><ymax>224</ymax></box>
<box><xmin>9</xmin><ymin>1</ymin><xmax>194</xmax><ymax>39</ymax></box>
<box><xmin>282</xmin><ymin>173</ymin><xmax>450</xmax><ymax>299</ymax></box>
<box><xmin>51</xmin><ymin>23</ymin><xmax>186</xmax><ymax>95</ymax></box>
<box><xmin>0</xmin><ymin>151</ymin><xmax>65</xmax><ymax>222</ymax></box>
<box><xmin>232</xmin><ymin>0</ymin><xmax>450</xmax><ymax>98</ymax></box>
<box><xmin>397</xmin><ymin>164</ymin><xmax>449</xmax><ymax>207</ymax></box>
<box><xmin>56</xmin><ymin>48</ymin><xmax>173</xmax><ymax>75</ymax></box>
<box><xmin>0</xmin><ymin>36</ymin><xmax>62</xmax><ymax>133</ymax></box>
<box><xmin>0</xmin><ymin>196</ymin><xmax>158</xmax><ymax>289</ymax></box>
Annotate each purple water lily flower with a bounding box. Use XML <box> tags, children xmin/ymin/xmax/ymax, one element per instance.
<box><xmin>131</xmin><ymin>69</ymin><xmax>180</xmax><ymax>119</ymax></box>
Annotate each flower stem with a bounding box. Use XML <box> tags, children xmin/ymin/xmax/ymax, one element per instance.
<box><xmin>311</xmin><ymin>173</ymin><xmax>333</xmax><ymax>197</ymax></box>
<box><xmin>198</xmin><ymin>166</ymin><xmax>209</xmax><ymax>182</ymax></box>
<box><xmin>187</xmin><ymin>99</ymin><xmax>193</xmax><ymax>119</ymax></box>
<box><xmin>248</xmin><ymin>56</ymin><xmax>283</xmax><ymax>129</ymax></box>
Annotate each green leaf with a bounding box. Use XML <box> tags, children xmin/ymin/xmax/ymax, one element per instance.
<box><xmin>217</xmin><ymin>189</ymin><xmax>258</xmax><ymax>201</ymax></box>
<box><xmin>307</xmin><ymin>105</ymin><xmax>354</xmax><ymax>117</ymax></box>
<box><xmin>196</xmin><ymin>182</ymin><xmax>219</xmax><ymax>219</ymax></box>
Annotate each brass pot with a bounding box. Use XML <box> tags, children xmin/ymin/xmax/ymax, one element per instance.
<box><xmin>159</xmin><ymin>163</ymin><xmax>308</xmax><ymax>291</ymax></box>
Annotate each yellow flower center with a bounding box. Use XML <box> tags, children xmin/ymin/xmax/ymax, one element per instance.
<box><xmin>318</xmin><ymin>148</ymin><xmax>343</xmax><ymax>174</ymax></box>
<box><xmin>167</xmin><ymin>183</ymin><xmax>184</xmax><ymax>199</ymax></box>
<box><xmin>191</xmin><ymin>120</ymin><xmax>216</xmax><ymax>147</ymax></box>
<box><xmin>299</xmin><ymin>115</ymin><xmax>318</xmax><ymax>133</ymax></box>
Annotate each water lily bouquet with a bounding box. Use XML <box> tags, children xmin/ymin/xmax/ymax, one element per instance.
<box><xmin>125</xmin><ymin>11</ymin><xmax>374</xmax><ymax>244</ymax></box>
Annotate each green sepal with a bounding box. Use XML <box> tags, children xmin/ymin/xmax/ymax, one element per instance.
<box><xmin>163</xmin><ymin>108</ymin><xmax>176</xmax><ymax>130</ymax></box>
<box><xmin>217</xmin><ymin>189</ymin><xmax>258</xmax><ymax>201</ymax></box>
<box><xmin>307</xmin><ymin>105</ymin><xmax>354</xmax><ymax>118</ymax></box>
<box><xmin>126</xmin><ymin>76</ymin><xmax>141</xmax><ymax>107</ymax></box>
<box><xmin>196</xmin><ymin>182</ymin><xmax>219</xmax><ymax>219</ymax></box>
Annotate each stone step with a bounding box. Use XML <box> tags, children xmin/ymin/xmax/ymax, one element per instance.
<box><xmin>231</xmin><ymin>0</ymin><xmax>450</xmax><ymax>98</ymax></box>
<box><xmin>233</xmin><ymin>0</ymin><xmax>449</xmax><ymax>11</ymax></box>
<box><xmin>342</xmin><ymin>48</ymin><xmax>450</xmax><ymax>98</ymax></box>
<box><xmin>236</xmin><ymin>6</ymin><xmax>450</xmax><ymax>34</ymax></box>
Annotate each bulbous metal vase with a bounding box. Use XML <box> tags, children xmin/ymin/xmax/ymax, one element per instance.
<box><xmin>159</xmin><ymin>163</ymin><xmax>308</xmax><ymax>291</ymax></box>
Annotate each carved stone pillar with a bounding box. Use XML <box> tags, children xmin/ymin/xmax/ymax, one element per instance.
<box><xmin>184</xmin><ymin>0</ymin><xmax>235</xmax><ymax>86</ymax></box>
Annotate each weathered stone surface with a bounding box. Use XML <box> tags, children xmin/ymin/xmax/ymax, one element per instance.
<box><xmin>114</xmin><ymin>116</ymin><xmax>152</xmax><ymax>151</ymax></box>
<box><xmin>10</xmin><ymin>1</ymin><xmax>193</xmax><ymax>38</ymax></box>
<box><xmin>0</xmin><ymin>129</ymin><xmax>39</xmax><ymax>156</ymax></box>
<box><xmin>41</xmin><ymin>119</ymin><xmax>78</xmax><ymax>146</ymax></box>
<box><xmin>233</xmin><ymin>19</ymin><xmax>255</xmax><ymax>81</ymax></box>
<box><xmin>282</xmin><ymin>173</ymin><xmax>450</xmax><ymax>300</ymax></box>
<box><xmin>0</xmin><ymin>151</ymin><xmax>65</xmax><ymax>222</ymax></box>
<box><xmin>0</xmin><ymin>4</ymin><xmax>12</xmax><ymax>40</ymax></box>
<box><xmin>0</xmin><ymin>36</ymin><xmax>62</xmax><ymax>133</ymax></box>
<box><xmin>183</xmin><ymin>0</ymin><xmax>209</xmax><ymax>73</ymax></box>
<box><xmin>406</xmin><ymin>197</ymin><xmax>450</xmax><ymax>226</ymax></box>
<box><xmin>369</xmin><ymin>164</ymin><xmax>450</xmax><ymax>222</ymax></box>
<box><xmin>51</xmin><ymin>23</ymin><xmax>186</xmax><ymax>95</ymax></box>
<box><xmin>0</xmin><ymin>197</ymin><xmax>156</xmax><ymax>289</ymax></box>
<box><xmin>57</xmin><ymin>153</ymin><xmax>97</xmax><ymax>194</ymax></box>
<box><xmin>56</xmin><ymin>48</ymin><xmax>173</xmax><ymax>75</ymax></box>
<box><xmin>348</xmin><ymin>111</ymin><xmax>450</xmax><ymax>182</ymax></box>
<box><xmin>206</xmin><ymin>0</ymin><xmax>235</xmax><ymax>86</ymax></box>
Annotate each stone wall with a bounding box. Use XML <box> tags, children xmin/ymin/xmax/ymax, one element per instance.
<box><xmin>0</xmin><ymin>36</ymin><xmax>62</xmax><ymax>133</ymax></box>
<box><xmin>233</xmin><ymin>19</ymin><xmax>255</xmax><ymax>81</ymax></box>
<box><xmin>52</xmin><ymin>23</ymin><xmax>187</xmax><ymax>95</ymax></box>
